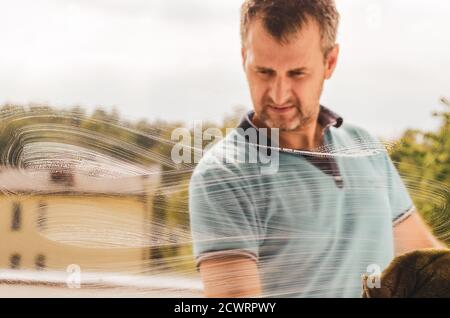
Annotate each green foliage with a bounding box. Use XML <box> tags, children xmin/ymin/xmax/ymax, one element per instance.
<box><xmin>389</xmin><ymin>98</ymin><xmax>450</xmax><ymax>245</ymax></box>
<box><xmin>0</xmin><ymin>103</ymin><xmax>169</xmax><ymax>167</ymax></box>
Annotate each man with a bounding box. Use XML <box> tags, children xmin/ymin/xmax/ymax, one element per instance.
<box><xmin>189</xmin><ymin>0</ymin><xmax>446</xmax><ymax>298</ymax></box>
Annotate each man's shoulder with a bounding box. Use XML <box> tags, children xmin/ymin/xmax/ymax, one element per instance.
<box><xmin>327</xmin><ymin>121</ymin><xmax>389</xmax><ymax>162</ymax></box>
<box><xmin>337</xmin><ymin>121</ymin><xmax>377</xmax><ymax>141</ymax></box>
<box><xmin>333</xmin><ymin>121</ymin><xmax>384</xmax><ymax>148</ymax></box>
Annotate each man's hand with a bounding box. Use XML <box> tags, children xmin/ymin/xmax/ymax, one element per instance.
<box><xmin>394</xmin><ymin>211</ymin><xmax>447</xmax><ymax>256</ymax></box>
<box><xmin>199</xmin><ymin>254</ymin><xmax>261</xmax><ymax>298</ymax></box>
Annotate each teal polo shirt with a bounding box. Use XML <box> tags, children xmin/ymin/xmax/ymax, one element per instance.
<box><xmin>189</xmin><ymin>106</ymin><xmax>415</xmax><ymax>298</ymax></box>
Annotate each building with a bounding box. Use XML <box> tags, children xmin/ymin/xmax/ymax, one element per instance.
<box><xmin>0</xmin><ymin>167</ymin><xmax>160</xmax><ymax>273</ymax></box>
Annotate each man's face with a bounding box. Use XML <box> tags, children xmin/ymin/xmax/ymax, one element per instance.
<box><xmin>242</xmin><ymin>18</ymin><xmax>339</xmax><ymax>131</ymax></box>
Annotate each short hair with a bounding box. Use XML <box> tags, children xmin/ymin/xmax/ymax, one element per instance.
<box><xmin>240</xmin><ymin>0</ymin><xmax>340</xmax><ymax>57</ymax></box>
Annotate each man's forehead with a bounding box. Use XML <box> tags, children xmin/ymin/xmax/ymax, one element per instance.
<box><xmin>245</xmin><ymin>19</ymin><xmax>321</xmax><ymax>67</ymax></box>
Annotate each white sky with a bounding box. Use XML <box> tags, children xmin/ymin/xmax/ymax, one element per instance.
<box><xmin>0</xmin><ymin>0</ymin><xmax>449</xmax><ymax>139</ymax></box>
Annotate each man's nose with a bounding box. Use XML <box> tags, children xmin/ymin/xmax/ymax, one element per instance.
<box><xmin>268</xmin><ymin>77</ymin><xmax>293</xmax><ymax>106</ymax></box>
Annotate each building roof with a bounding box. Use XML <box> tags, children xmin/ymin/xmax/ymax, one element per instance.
<box><xmin>0</xmin><ymin>166</ymin><xmax>161</xmax><ymax>196</ymax></box>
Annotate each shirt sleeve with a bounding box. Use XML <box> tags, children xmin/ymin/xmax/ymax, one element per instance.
<box><xmin>188</xmin><ymin>164</ymin><xmax>260</xmax><ymax>269</ymax></box>
<box><xmin>354</xmin><ymin>124</ymin><xmax>416</xmax><ymax>226</ymax></box>
<box><xmin>384</xmin><ymin>153</ymin><xmax>416</xmax><ymax>225</ymax></box>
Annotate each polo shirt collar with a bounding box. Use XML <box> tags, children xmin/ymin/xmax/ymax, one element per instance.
<box><xmin>236</xmin><ymin>105</ymin><xmax>345</xmax><ymax>188</ymax></box>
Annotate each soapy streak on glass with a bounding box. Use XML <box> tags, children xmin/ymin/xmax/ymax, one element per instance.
<box><xmin>0</xmin><ymin>107</ymin><xmax>447</xmax><ymax>297</ymax></box>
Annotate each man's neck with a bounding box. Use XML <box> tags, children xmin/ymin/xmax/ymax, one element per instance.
<box><xmin>280</xmin><ymin>121</ymin><xmax>324</xmax><ymax>151</ymax></box>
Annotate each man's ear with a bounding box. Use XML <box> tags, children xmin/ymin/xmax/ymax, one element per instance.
<box><xmin>241</xmin><ymin>47</ymin><xmax>247</xmax><ymax>69</ymax></box>
<box><xmin>324</xmin><ymin>44</ymin><xmax>339</xmax><ymax>80</ymax></box>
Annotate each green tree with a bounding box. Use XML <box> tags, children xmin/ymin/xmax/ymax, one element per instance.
<box><xmin>390</xmin><ymin>98</ymin><xmax>450</xmax><ymax>245</ymax></box>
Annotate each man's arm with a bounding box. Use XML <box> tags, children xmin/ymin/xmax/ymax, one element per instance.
<box><xmin>393</xmin><ymin>211</ymin><xmax>447</xmax><ymax>256</ymax></box>
<box><xmin>199</xmin><ymin>255</ymin><xmax>261</xmax><ymax>298</ymax></box>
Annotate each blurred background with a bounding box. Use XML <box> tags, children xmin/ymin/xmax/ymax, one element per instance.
<box><xmin>0</xmin><ymin>0</ymin><xmax>449</xmax><ymax>297</ymax></box>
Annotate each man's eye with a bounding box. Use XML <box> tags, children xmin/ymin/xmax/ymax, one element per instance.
<box><xmin>289</xmin><ymin>72</ymin><xmax>304</xmax><ymax>77</ymax></box>
<box><xmin>258</xmin><ymin>70</ymin><xmax>274</xmax><ymax>76</ymax></box>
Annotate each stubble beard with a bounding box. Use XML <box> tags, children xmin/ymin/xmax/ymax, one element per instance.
<box><xmin>259</xmin><ymin>103</ymin><xmax>315</xmax><ymax>132</ymax></box>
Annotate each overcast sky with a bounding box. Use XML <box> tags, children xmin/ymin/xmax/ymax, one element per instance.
<box><xmin>0</xmin><ymin>0</ymin><xmax>449</xmax><ymax>139</ymax></box>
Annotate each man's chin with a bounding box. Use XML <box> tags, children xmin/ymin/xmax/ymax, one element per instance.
<box><xmin>264</xmin><ymin>117</ymin><xmax>301</xmax><ymax>131</ymax></box>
